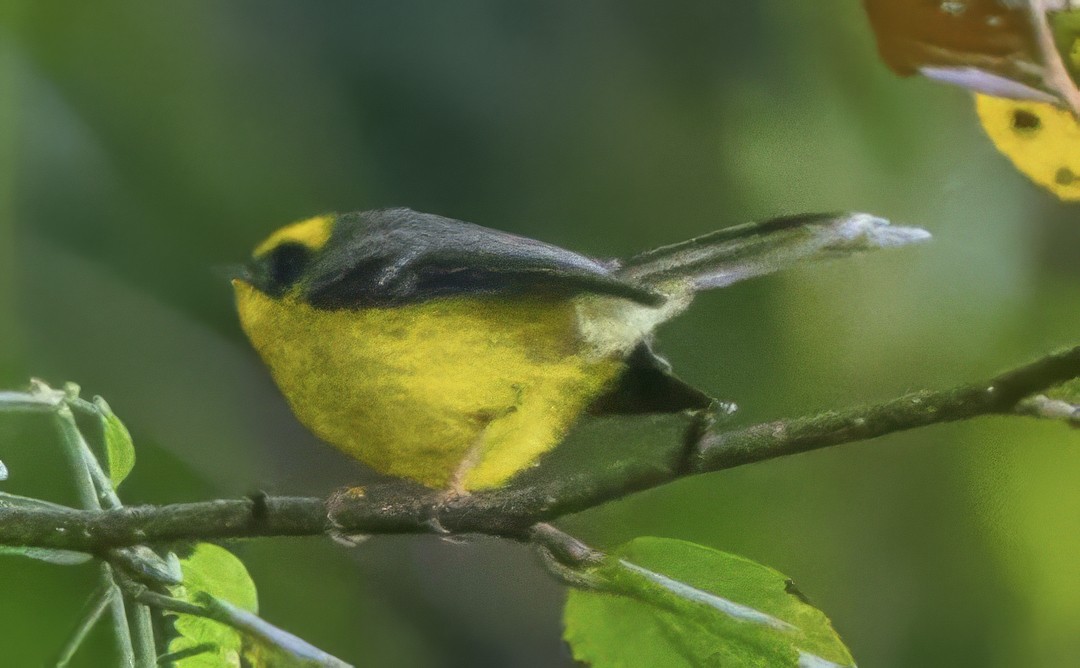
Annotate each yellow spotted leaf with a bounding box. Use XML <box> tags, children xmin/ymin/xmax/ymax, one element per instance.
<box><xmin>975</xmin><ymin>93</ymin><xmax>1080</xmax><ymax>201</ymax></box>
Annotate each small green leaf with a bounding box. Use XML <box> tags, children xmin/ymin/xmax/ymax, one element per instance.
<box><xmin>564</xmin><ymin>537</ymin><xmax>854</xmax><ymax>668</ymax></box>
<box><xmin>168</xmin><ymin>543</ymin><xmax>258</xmax><ymax>668</ymax></box>
<box><xmin>93</xmin><ymin>397</ymin><xmax>135</xmax><ymax>487</ymax></box>
<box><xmin>0</xmin><ymin>545</ymin><xmax>93</xmax><ymax>565</ymax></box>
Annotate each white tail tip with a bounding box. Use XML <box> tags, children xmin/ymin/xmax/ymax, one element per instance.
<box><xmin>835</xmin><ymin>213</ymin><xmax>932</xmax><ymax>250</ymax></box>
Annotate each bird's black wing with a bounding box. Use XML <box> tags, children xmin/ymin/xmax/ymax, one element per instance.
<box><xmin>587</xmin><ymin>343</ymin><xmax>715</xmax><ymax>416</ymax></box>
<box><xmin>303</xmin><ymin>208</ymin><xmax>665</xmax><ymax>309</ymax></box>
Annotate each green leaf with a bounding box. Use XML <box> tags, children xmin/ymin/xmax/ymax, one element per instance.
<box><xmin>93</xmin><ymin>396</ymin><xmax>135</xmax><ymax>487</ymax></box>
<box><xmin>563</xmin><ymin>537</ymin><xmax>854</xmax><ymax>668</ymax></box>
<box><xmin>0</xmin><ymin>545</ymin><xmax>92</xmax><ymax>565</ymax></box>
<box><xmin>168</xmin><ymin>543</ymin><xmax>258</xmax><ymax>668</ymax></box>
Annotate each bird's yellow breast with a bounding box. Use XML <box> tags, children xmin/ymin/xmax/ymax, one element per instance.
<box><xmin>233</xmin><ymin>281</ymin><xmax>624</xmax><ymax>489</ymax></box>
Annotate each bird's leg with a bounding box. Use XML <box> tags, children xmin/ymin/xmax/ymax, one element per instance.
<box><xmin>445</xmin><ymin>433</ymin><xmax>488</xmax><ymax>499</ymax></box>
<box><xmin>421</xmin><ymin>431</ymin><xmax>488</xmax><ymax>539</ymax></box>
<box><xmin>441</xmin><ymin>403</ymin><xmax>519</xmax><ymax>499</ymax></box>
<box><xmin>326</xmin><ymin>486</ymin><xmax>372</xmax><ymax>547</ymax></box>
<box><xmin>420</xmin><ymin>432</ymin><xmax>490</xmax><ymax>542</ymax></box>
<box><xmin>426</xmin><ymin>399</ymin><xmax>521</xmax><ymax>537</ymax></box>
<box><xmin>448</xmin><ymin>386</ymin><xmax>523</xmax><ymax>497</ymax></box>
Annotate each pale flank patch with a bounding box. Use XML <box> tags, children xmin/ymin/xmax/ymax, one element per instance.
<box><xmin>573</xmin><ymin>292</ymin><xmax>690</xmax><ymax>359</ymax></box>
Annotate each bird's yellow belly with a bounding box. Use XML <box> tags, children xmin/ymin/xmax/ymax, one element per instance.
<box><xmin>233</xmin><ymin>282</ymin><xmax>623</xmax><ymax>489</ymax></box>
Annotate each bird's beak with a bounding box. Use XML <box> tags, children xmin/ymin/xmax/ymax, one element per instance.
<box><xmin>214</xmin><ymin>263</ymin><xmax>253</xmax><ymax>284</ymax></box>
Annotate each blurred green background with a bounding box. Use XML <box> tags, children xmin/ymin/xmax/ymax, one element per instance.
<box><xmin>1</xmin><ymin>1</ymin><xmax>1079</xmax><ymax>666</ymax></box>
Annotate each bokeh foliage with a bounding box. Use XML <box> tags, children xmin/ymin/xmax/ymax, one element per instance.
<box><xmin>1</xmin><ymin>1</ymin><xmax>1079</xmax><ymax>666</ymax></box>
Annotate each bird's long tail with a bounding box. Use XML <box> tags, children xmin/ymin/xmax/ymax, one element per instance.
<box><xmin>614</xmin><ymin>212</ymin><xmax>931</xmax><ymax>293</ymax></box>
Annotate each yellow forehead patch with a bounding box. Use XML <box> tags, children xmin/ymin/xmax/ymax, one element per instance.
<box><xmin>253</xmin><ymin>214</ymin><xmax>335</xmax><ymax>257</ymax></box>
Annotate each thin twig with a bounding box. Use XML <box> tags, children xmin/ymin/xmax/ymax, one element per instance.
<box><xmin>54</xmin><ymin>396</ymin><xmax>139</xmax><ymax>666</ymax></box>
<box><xmin>694</xmin><ymin>344</ymin><xmax>1080</xmax><ymax>470</ymax></box>
<box><xmin>127</xmin><ymin>587</ymin><xmax>206</xmax><ymax>617</ymax></box>
<box><xmin>54</xmin><ymin>405</ymin><xmax>101</xmax><ymax>512</ymax></box>
<box><xmin>56</xmin><ymin>404</ymin><xmax>122</xmax><ymax>510</ymax></box>
<box><xmin>128</xmin><ymin>601</ymin><xmax>156</xmax><ymax>668</ymax></box>
<box><xmin>1029</xmin><ymin>0</ymin><xmax>1080</xmax><ymax>116</ymax></box>
<box><xmin>530</xmin><ymin>523</ymin><xmax>604</xmax><ymax>568</ymax></box>
<box><xmin>530</xmin><ymin>523</ymin><xmax>605</xmax><ymax>589</ymax></box>
<box><xmin>55</xmin><ymin>581</ymin><xmax>113</xmax><ymax>668</ymax></box>
<box><xmin>104</xmin><ymin>564</ymin><xmax>136</xmax><ymax>668</ymax></box>
<box><xmin>0</xmin><ymin>386</ymin><xmax>65</xmax><ymax>412</ymax></box>
<box><xmin>126</xmin><ymin>586</ymin><xmax>354</xmax><ymax>668</ymax></box>
<box><xmin>201</xmin><ymin>595</ymin><xmax>354</xmax><ymax>668</ymax></box>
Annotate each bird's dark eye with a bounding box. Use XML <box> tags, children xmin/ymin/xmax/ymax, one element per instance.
<box><xmin>264</xmin><ymin>242</ymin><xmax>311</xmax><ymax>292</ymax></box>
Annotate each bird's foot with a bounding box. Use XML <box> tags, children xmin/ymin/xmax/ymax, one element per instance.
<box><xmin>326</xmin><ymin>486</ymin><xmax>370</xmax><ymax>547</ymax></box>
<box><xmin>424</xmin><ymin>485</ymin><xmax>472</xmax><ymax>544</ymax></box>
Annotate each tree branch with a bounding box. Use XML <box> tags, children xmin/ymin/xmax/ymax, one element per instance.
<box><xmin>1</xmin><ymin>346</ymin><xmax>1078</xmax><ymax>552</ymax></box>
<box><xmin>695</xmin><ymin>344</ymin><xmax>1080</xmax><ymax>470</ymax></box>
